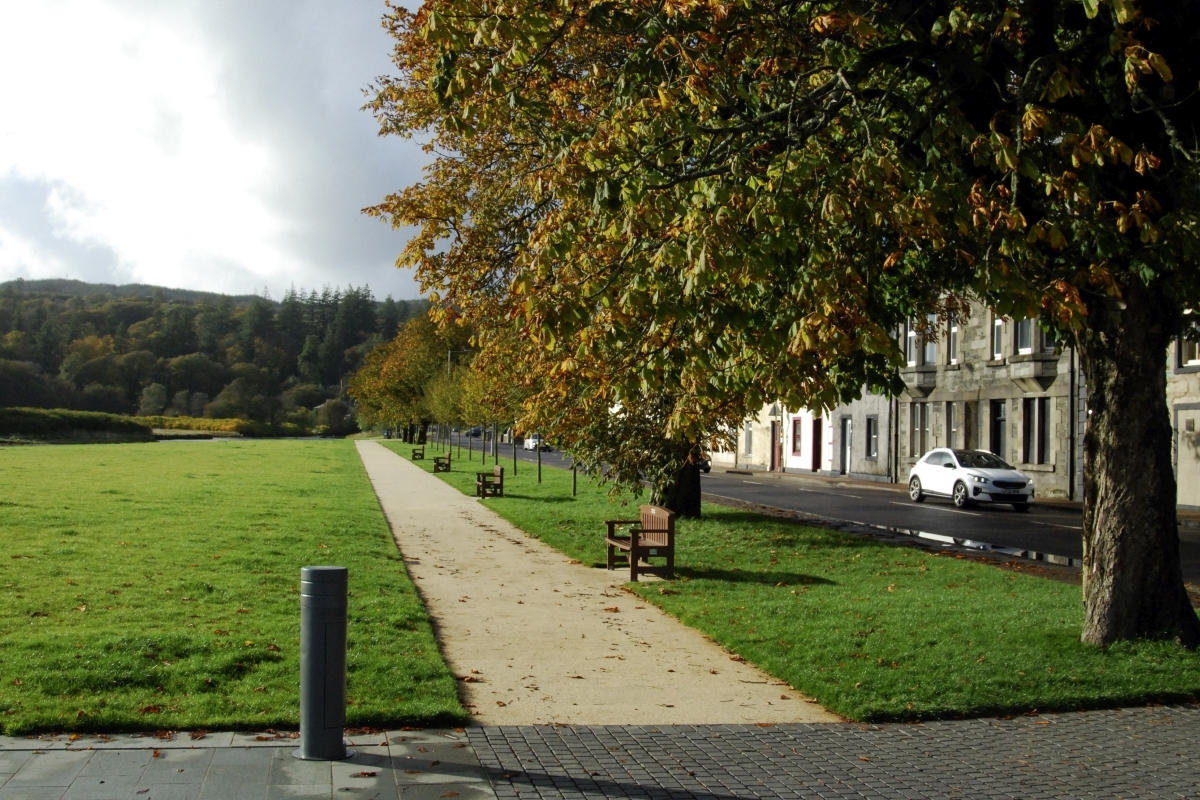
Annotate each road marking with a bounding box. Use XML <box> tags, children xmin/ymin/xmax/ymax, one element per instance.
<box><xmin>889</xmin><ymin>501</ymin><xmax>981</xmax><ymax>517</ymax></box>
<box><xmin>1029</xmin><ymin>520</ymin><xmax>1083</xmax><ymax>530</ymax></box>
<box><xmin>742</xmin><ymin>480</ymin><xmax>765</xmax><ymax>485</ymax></box>
<box><xmin>795</xmin><ymin>487</ymin><xmax>864</xmax><ymax>499</ymax></box>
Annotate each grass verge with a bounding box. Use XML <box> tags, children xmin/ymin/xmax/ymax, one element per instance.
<box><xmin>385</xmin><ymin>440</ymin><xmax>1200</xmax><ymax>722</ymax></box>
<box><xmin>0</xmin><ymin>439</ymin><xmax>464</xmax><ymax>734</ymax></box>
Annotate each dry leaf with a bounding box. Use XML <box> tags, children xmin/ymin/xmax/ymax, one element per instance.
<box><xmin>603</xmin><ymin>606</ymin><xmax>620</xmax><ymax>612</ymax></box>
<box><xmin>140</xmin><ymin>706</ymin><xmax>161</xmax><ymax>715</ymax></box>
<box><xmin>350</xmin><ymin>771</ymin><xmax>378</xmax><ymax>778</ymax></box>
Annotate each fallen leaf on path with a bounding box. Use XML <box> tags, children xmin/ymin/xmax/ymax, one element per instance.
<box><xmin>350</xmin><ymin>771</ymin><xmax>377</xmax><ymax>778</ymax></box>
<box><xmin>603</xmin><ymin>606</ymin><xmax>620</xmax><ymax>612</ymax></box>
<box><xmin>568</xmin><ymin>675</ymin><xmax>584</xmax><ymax>679</ymax></box>
<box><xmin>152</xmin><ymin>750</ymin><xmax>161</xmax><ymax>758</ymax></box>
<box><xmin>441</xmin><ymin>792</ymin><xmax>459</xmax><ymax>798</ymax></box>
<box><xmin>729</xmin><ymin>655</ymin><xmax>745</xmax><ymax>662</ymax></box>
<box><xmin>496</xmin><ymin>701</ymin><xmax>507</xmax><ymax>707</ymax></box>
<box><xmin>190</xmin><ymin>731</ymin><xmax>207</xmax><ymax>740</ymax></box>
<box><xmin>858</xmin><ymin>756</ymin><xmax>870</xmax><ymax>762</ymax></box>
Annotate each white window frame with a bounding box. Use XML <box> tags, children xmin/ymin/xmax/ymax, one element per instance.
<box><xmin>1016</xmin><ymin>318</ymin><xmax>1033</xmax><ymax>355</ymax></box>
<box><xmin>948</xmin><ymin>314</ymin><xmax>958</xmax><ymax>365</ymax></box>
<box><xmin>922</xmin><ymin>313</ymin><xmax>937</xmax><ymax>365</ymax></box>
<box><xmin>743</xmin><ymin>422</ymin><xmax>754</xmax><ymax>455</ymax></box>
<box><xmin>906</xmin><ymin>322</ymin><xmax>918</xmax><ymax>367</ymax></box>
<box><xmin>992</xmin><ymin>316</ymin><xmax>1004</xmax><ymax>360</ymax></box>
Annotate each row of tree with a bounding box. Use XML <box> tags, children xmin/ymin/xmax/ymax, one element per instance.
<box><xmin>0</xmin><ymin>281</ymin><xmax>427</xmax><ymax>423</ymax></box>
<box><xmin>363</xmin><ymin>0</ymin><xmax>1200</xmax><ymax>646</ymax></box>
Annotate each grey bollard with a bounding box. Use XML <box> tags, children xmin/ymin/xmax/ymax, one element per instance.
<box><xmin>294</xmin><ymin>566</ymin><xmax>353</xmax><ymax>761</ymax></box>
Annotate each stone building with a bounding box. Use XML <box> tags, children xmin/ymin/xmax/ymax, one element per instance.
<box><xmin>713</xmin><ymin>301</ymin><xmax>1200</xmax><ymax>507</ymax></box>
<box><xmin>894</xmin><ymin>302</ymin><xmax>1084</xmax><ymax>500</ymax></box>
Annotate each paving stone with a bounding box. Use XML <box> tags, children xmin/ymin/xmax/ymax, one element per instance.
<box><xmin>77</xmin><ymin>749</ymin><xmax>153</xmax><ymax>776</ymax></box>
<box><xmin>60</xmin><ymin>773</ymin><xmax>141</xmax><ymax>800</ymax></box>
<box><xmin>269</xmin><ymin>749</ymin><xmax>332</xmax><ymax>786</ymax></box>
<box><xmin>0</xmin><ymin>788</ymin><xmax>67</xmax><ymax>800</ymax></box>
<box><xmin>128</xmin><ymin>783</ymin><xmax>204</xmax><ymax>799</ymax></box>
<box><xmin>5</xmin><ymin>752</ymin><xmax>91</xmax><ymax>788</ymax></box>
<box><xmin>264</xmin><ymin>784</ymin><xmax>332</xmax><ymax>799</ymax></box>
<box><xmin>197</xmin><ymin>764</ymin><xmax>271</xmax><ymax>799</ymax></box>
<box><xmin>139</xmin><ymin>748</ymin><xmax>214</xmax><ymax>784</ymax></box>
<box><xmin>392</xmin><ymin>744</ymin><xmax>486</xmax><ymax>784</ymax></box>
<box><xmin>0</xmin><ymin>754</ymin><xmax>30</xmax><ymax>775</ymax></box>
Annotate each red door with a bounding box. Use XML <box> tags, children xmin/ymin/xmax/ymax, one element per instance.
<box><xmin>811</xmin><ymin>418</ymin><xmax>822</xmax><ymax>472</ymax></box>
<box><xmin>770</xmin><ymin>422</ymin><xmax>780</xmax><ymax>471</ymax></box>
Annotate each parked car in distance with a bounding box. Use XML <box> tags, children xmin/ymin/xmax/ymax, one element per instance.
<box><xmin>523</xmin><ymin>434</ymin><xmax>551</xmax><ymax>451</ymax></box>
<box><xmin>908</xmin><ymin>449</ymin><xmax>1034</xmax><ymax>511</ymax></box>
<box><xmin>697</xmin><ymin>454</ymin><xmax>711</xmax><ymax>473</ymax></box>
<box><xmin>466</xmin><ymin>427</ymin><xmax>482</xmax><ymax>437</ymax></box>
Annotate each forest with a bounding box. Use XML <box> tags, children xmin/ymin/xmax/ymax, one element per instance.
<box><xmin>0</xmin><ymin>278</ymin><xmax>427</xmax><ymax>428</ymax></box>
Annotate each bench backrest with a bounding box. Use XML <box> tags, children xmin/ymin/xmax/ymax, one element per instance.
<box><xmin>494</xmin><ymin>465</ymin><xmax>504</xmax><ymax>479</ymax></box>
<box><xmin>640</xmin><ymin>505</ymin><xmax>675</xmax><ymax>533</ymax></box>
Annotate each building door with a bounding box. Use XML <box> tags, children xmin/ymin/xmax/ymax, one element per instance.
<box><xmin>990</xmin><ymin>400</ymin><xmax>1007</xmax><ymax>460</ymax></box>
<box><xmin>1178</xmin><ymin>409</ymin><xmax>1200</xmax><ymax>508</ymax></box>
<box><xmin>769</xmin><ymin>421</ymin><xmax>780</xmax><ymax>471</ymax></box>
<box><xmin>840</xmin><ymin>417</ymin><xmax>852</xmax><ymax>475</ymax></box>
<box><xmin>811</xmin><ymin>418</ymin><xmax>823</xmax><ymax>472</ymax></box>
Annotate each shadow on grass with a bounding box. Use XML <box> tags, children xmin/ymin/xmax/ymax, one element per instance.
<box><xmin>672</xmin><ymin>567</ymin><xmax>837</xmax><ymax>587</ymax></box>
<box><xmin>498</xmin><ymin>494</ymin><xmax>580</xmax><ymax>503</ymax></box>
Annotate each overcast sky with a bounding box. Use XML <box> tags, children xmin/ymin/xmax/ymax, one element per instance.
<box><xmin>0</xmin><ymin>0</ymin><xmax>425</xmax><ymax>299</ymax></box>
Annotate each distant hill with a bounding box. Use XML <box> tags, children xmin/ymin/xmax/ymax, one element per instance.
<box><xmin>0</xmin><ymin>278</ymin><xmax>267</xmax><ymax>306</ymax></box>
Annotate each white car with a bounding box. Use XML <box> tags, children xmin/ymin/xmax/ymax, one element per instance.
<box><xmin>523</xmin><ymin>434</ymin><xmax>549</xmax><ymax>451</ymax></box>
<box><xmin>908</xmin><ymin>449</ymin><xmax>1034</xmax><ymax>511</ymax></box>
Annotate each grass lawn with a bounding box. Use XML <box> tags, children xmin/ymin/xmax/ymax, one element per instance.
<box><xmin>0</xmin><ymin>439</ymin><xmax>464</xmax><ymax>735</ymax></box>
<box><xmin>387</xmin><ymin>440</ymin><xmax>1200</xmax><ymax>722</ymax></box>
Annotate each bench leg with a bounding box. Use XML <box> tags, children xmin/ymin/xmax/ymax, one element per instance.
<box><xmin>607</xmin><ymin>543</ymin><xmax>615</xmax><ymax>571</ymax></box>
<box><xmin>629</xmin><ymin>551</ymin><xmax>639</xmax><ymax>582</ymax></box>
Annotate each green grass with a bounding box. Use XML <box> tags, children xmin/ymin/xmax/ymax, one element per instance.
<box><xmin>388</xmin><ymin>440</ymin><xmax>1200</xmax><ymax>722</ymax></box>
<box><xmin>0</xmin><ymin>439</ymin><xmax>464</xmax><ymax>735</ymax></box>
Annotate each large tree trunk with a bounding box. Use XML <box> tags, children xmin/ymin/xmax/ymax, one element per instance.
<box><xmin>1078</xmin><ymin>280</ymin><xmax>1200</xmax><ymax>647</ymax></box>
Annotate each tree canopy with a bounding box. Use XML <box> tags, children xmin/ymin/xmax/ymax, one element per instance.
<box><xmin>369</xmin><ymin>0</ymin><xmax>1200</xmax><ymax>644</ymax></box>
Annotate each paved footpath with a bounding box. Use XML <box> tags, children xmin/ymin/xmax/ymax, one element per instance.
<box><xmin>355</xmin><ymin>442</ymin><xmax>834</xmax><ymax>725</ymax></box>
<box><xmin>4</xmin><ymin>706</ymin><xmax>1198</xmax><ymax>798</ymax></box>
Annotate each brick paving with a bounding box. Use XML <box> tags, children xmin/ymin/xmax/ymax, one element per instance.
<box><xmin>470</xmin><ymin>705</ymin><xmax>1200</xmax><ymax>799</ymax></box>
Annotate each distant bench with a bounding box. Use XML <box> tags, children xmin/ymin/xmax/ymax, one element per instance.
<box><xmin>476</xmin><ymin>465</ymin><xmax>504</xmax><ymax>498</ymax></box>
<box><xmin>433</xmin><ymin>453</ymin><xmax>451</xmax><ymax>473</ymax></box>
<box><xmin>605</xmin><ymin>504</ymin><xmax>677</xmax><ymax>581</ymax></box>
<box><xmin>411</xmin><ymin>445</ymin><xmax>425</xmax><ymax>460</ymax></box>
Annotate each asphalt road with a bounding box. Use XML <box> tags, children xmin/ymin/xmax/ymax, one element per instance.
<box><xmin>445</xmin><ymin>432</ymin><xmax>1200</xmax><ymax>584</ymax></box>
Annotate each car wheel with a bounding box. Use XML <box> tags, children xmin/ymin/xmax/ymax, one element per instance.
<box><xmin>1013</xmin><ymin>503</ymin><xmax>1030</xmax><ymax>512</ymax></box>
<box><xmin>908</xmin><ymin>476</ymin><xmax>925</xmax><ymax>502</ymax></box>
<box><xmin>952</xmin><ymin>481</ymin><xmax>971</xmax><ymax>508</ymax></box>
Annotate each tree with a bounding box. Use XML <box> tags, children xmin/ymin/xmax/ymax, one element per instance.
<box><xmin>138</xmin><ymin>383</ymin><xmax>167</xmax><ymax>416</ymax></box>
<box><xmin>370</xmin><ymin>0</ymin><xmax>1200</xmax><ymax>644</ymax></box>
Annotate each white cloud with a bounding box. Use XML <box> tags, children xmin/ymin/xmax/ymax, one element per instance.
<box><xmin>0</xmin><ymin>0</ymin><xmax>424</xmax><ymax>298</ymax></box>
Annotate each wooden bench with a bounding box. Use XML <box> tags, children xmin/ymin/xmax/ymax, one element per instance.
<box><xmin>476</xmin><ymin>465</ymin><xmax>504</xmax><ymax>498</ymax></box>
<box><xmin>605</xmin><ymin>504</ymin><xmax>677</xmax><ymax>581</ymax></box>
<box><xmin>432</xmin><ymin>453</ymin><xmax>451</xmax><ymax>473</ymax></box>
<box><xmin>411</xmin><ymin>445</ymin><xmax>425</xmax><ymax>460</ymax></box>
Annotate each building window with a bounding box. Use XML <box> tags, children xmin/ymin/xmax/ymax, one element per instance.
<box><xmin>743</xmin><ymin>422</ymin><xmax>753</xmax><ymax>455</ymax></box>
<box><xmin>922</xmin><ymin>313</ymin><xmax>937</xmax><ymax>365</ymax></box>
<box><xmin>990</xmin><ymin>400</ymin><xmax>1007</xmax><ymax>458</ymax></box>
<box><xmin>1041</xmin><ymin>326</ymin><xmax>1058</xmax><ymax>354</ymax></box>
<box><xmin>1181</xmin><ymin>325</ymin><xmax>1200</xmax><ymax>367</ymax></box>
<box><xmin>946</xmin><ymin>402</ymin><xmax>957</xmax><ymax>449</ymax></box>
<box><xmin>906</xmin><ymin>321</ymin><xmax>918</xmax><ymax>366</ymax></box>
<box><xmin>865</xmin><ymin>416</ymin><xmax>879</xmax><ymax>459</ymax></box>
<box><xmin>909</xmin><ymin>403</ymin><xmax>929</xmax><ymax>457</ymax></box>
<box><xmin>792</xmin><ymin>419</ymin><xmax>803</xmax><ymax>455</ymax></box>
<box><xmin>1016</xmin><ymin>318</ymin><xmax>1033</xmax><ymax>354</ymax></box>
<box><xmin>1022</xmin><ymin>397</ymin><xmax>1051</xmax><ymax>464</ymax></box>
<box><xmin>992</xmin><ymin>316</ymin><xmax>1004</xmax><ymax>360</ymax></box>
<box><xmin>948</xmin><ymin>315</ymin><xmax>958</xmax><ymax>365</ymax></box>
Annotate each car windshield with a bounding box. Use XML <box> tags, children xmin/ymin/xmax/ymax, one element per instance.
<box><xmin>953</xmin><ymin>450</ymin><xmax>1013</xmax><ymax>470</ymax></box>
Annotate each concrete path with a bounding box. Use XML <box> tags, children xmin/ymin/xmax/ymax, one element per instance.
<box><xmin>355</xmin><ymin>442</ymin><xmax>836</xmax><ymax>726</ymax></box>
<box><xmin>0</xmin><ymin>728</ymin><xmax>490</xmax><ymax>800</ymax></box>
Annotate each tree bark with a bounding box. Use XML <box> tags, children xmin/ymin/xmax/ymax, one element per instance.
<box><xmin>657</xmin><ymin>461</ymin><xmax>702</xmax><ymax>518</ymax></box>
<box><xmin>1078</xmin><ymin>279</ymin><xmax>1200</xmax><ymax>647</ymax></box>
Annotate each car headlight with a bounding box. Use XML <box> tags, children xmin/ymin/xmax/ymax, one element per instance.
<box><xmin>971</xmin><ymin>475</ymin><xmax>988</xmax><ymax>483</ymax></box>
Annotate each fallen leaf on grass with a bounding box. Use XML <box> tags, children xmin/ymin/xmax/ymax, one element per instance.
<box><xmin>266</xmin><ymin>643</ymin><xmax>281</xmax><ymax>652</ymax></box>
<box><xmin>11</xmin><ymin>680</ymin><xmax>21</xmax><ymax>686</ymax></box>
<box><xmin>140</xmin><ymin>706</ymin><xmax>161</xmax><ymax>715</ymax></box>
